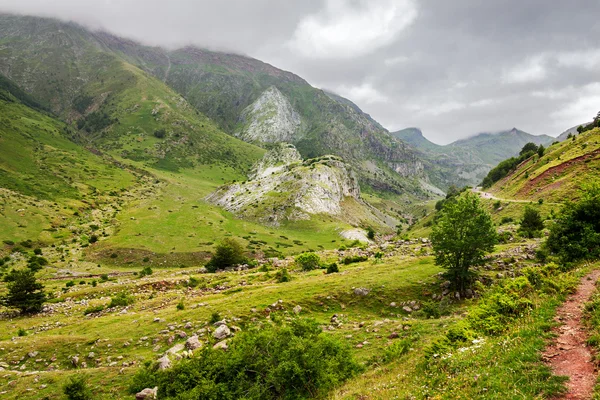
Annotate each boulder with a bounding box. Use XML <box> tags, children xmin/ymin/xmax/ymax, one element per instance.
<box><xmin>293</xmin><ymin>305</ymin><xmax>302</xmax><ymax>315</ymax></box>
<box><xmin>353</xmin><ymin>288</ymin><xmax>370</xmax><ymax>296</ymax></box>
<box><xmin>213</xmin><ymin>340</ymin><xmax>228</xmax><ymax>350</ymax></box>
<box><xmin>213</xmin><ymin>325</ymin><xmax>231</xmax><ymax>340</ymax></box>
<box><xmin>157</xmin><ymin>355</ymin><xmax>171</xmax><ymax>370</ymax></box>
<box><xmin>185</xmin><ymin>335</ymin><xmax>202</xmax><ymax>351</ymax></box>
<box><xmin>135</xmin><ymin>387</ymin><xmax>158</xmax><ymax>400</ymax></box>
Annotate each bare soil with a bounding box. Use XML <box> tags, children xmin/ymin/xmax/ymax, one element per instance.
<box><xmin>543</xmin><ymin>270</ymin><xmax>600</xmax><ymax>399</ymax></box>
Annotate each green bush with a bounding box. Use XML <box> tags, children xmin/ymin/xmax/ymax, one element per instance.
<box><xmin>519</xmin><ymin>206</ymin><xmax>544</xmax><ymax>238</ymax></box>
<box><xmin>176</xmin><ymin>300</ymin><xmax>185</xmax><ymax>310</ymax></box>
<box><xmin>109</xmin><ymin>292</ymin><xmax>134</xmax><ymax>308</ymax></box>
<box><xmin>275</xmin><ymin>268</ymin><xmax>291</xmax><ymax>282</ymax></box>
<box><xmin>546</xmin><ymin>182</ymin><xmax>600</xmax><ymax>263</ymax></box>
<box><xmin>326</xmin><ymin>263</ymin><xmax>339</xmax><ymax>274</ymax></box>
<box><xmin>139</xmin><ymin>266</ymin><xmax>153</xmax><ymax>277</ymax></box>
<box><xmin>206</xmin><ymin>239</ymin><xmax>247</xmax><ymax>272</ymax></box>
<box><xmin>295</xmin><ymin>252</ymin><xmax>321</xmax><ymax>271</ymax></box>
<box><xmin>63</xmin><ymin>376</ymin><xmax>92</xmax><ymax>400</ymax></box>
<box><xmin>342</xmin><ymin>255</ymin><xmax>368</xmax><ymax>265</ymax></box>
<box><xmin>84</xmin><ymin>305</ymin><xmax>105</xmax><ymax>315</ymax></box>
<box><xmin>129</xmin><ymin>319</ymin><xmax>361</xmax><ymax>399</ymax></box>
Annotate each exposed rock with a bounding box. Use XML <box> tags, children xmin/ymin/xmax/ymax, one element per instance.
<box><xmin>402</xmin><ymin>306</ymin><xmax>412</xmax><ymax>313</ymax></box>
<box><xmin>135</xmin><ymin>387</ymin><xmax>158</xmax><ymax>400</ymax></box>
<box><xmin>213</xmin><ymin>325</ymin><xmax>231</xmax><ymax>340</ymax></box>
<box><xmin>166</xmin><ymin>343</ymin><xmax>185</xmax><ymax>355</ymax></box>
<box><xmin>236</xmin><ymin>86</ymin><xmax>301</xmax><ymax>143</ymax></box>
<box><xmin>293</xmin><ymin>305</ymin><xmax>302</xmax><ymax>315</ymax></box>
<box><xmin>185</xmin><ymin>336</ymin><xmax>202</xmax><ymax>350</ymax></box>
<box><xmin>157</xmin><ymin>355</ymin><xmax>171</xmax><ymax>370</ymax></box>
<box><xmin>213</xmin><ymin>340</ymin><xmax>228</xmax><ymax>350</ymax></box>
<box><xmin>353</xmin><ymin>288</ymin><xmax>370</xmax><ymax>296</ymax></box>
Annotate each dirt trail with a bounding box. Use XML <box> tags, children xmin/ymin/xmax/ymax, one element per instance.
<box><xmin>543</xmin><ymin>270</ymin><xmax>600</xmax><ymax>399</ymax></box>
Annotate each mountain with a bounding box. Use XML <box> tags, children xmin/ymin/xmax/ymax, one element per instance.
<box><xmin>0</xmin><ymin>14</ymin><xmax>439</xmax><ymax>201</ymax></box>
<box><xmin>487</xmin><ymin>127</ymin><xmax>600</xmax><ymax>202</ymax></box>
<box><xmin>392</xmin><ymin>127</ymin><xmax>554</xmax><ymax>187</ymax></box>
<box><xmin>556</xmin><ymin>123</ymin><xmax>592</xmax><ymax>142</ymax></box>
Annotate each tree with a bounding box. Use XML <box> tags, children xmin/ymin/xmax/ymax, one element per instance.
<box><xmin>546</xmin><ymin>182</ymin><xmax>600</xmax><ymax>263</ymax></box>
<box><xmin>2</xmin><ymin>269</ymin><xmax>46</xmax><ymax>313</ymax></box>
<box><xmin>205</xmin><ymin>238</ymin><xmax>247</xmax><ymax>272</ymax></box>
<box><xmin>537</xmin><ymin>144</ymin><xmax>545</xmax><ymax>158</ymax></box>
<box><xmin>519</xmin><ymin>206</ymin><xmax>544</xmax><ymax>238</ymax></box>
<box><xmin>430</xmin><ymin>193</ymin><xmax>497</xmax><ymax>292</ymax></box>
<box><xmin>366</xmin><ymin>227</ymin><xmax>375</xmax><ymax>240</ymax></box>
<box><xmin>520</xmin><ymin>142</ymin><xmax>539</xmax><ymax>156</ymax></box>
<box><xmin>295</xmin><ymin>252</ymin><xmax>321</xmax><ymax>271</ymax></box>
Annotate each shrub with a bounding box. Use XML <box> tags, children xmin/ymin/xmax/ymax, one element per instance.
<box><xmin>275</xmin><ymin>268</ymin><xmax>291</xmax><ymax>282</ymax></box>
<box><xmin>89</xmin><ymin>235</ymin><xmax>98</xmax><ymax>244</ymax></box>
<box><xmin>326</xmin><ymin>263</ymin><xmax>339</xmax><ymax>274</ymax></box>
<box><xmin>109</xmin><ymin>292</ymin><xmax>134</xmax><ymax>308</ymax></box>
<box><xmin>63</xmin><ymin>376</ymin><xmax>92</xmax><ymax>400</ymax></box>
<box><xmin>366</xmin><ymin>227</ymin><xmax>375</xmax><ymax>240</ymax></box>
<box><xmin>546</xmin><ymin>182</ymin><xmax>600</xmax><ymax>263</ymax></box>
<box><xmin>519</xmin><ymin>206</ymin><xmax>544</xmax><ymax>238</ymax></box>
<box><xmin>209</xmin><ymin>312</ymin><xmax>221</xmax><ymax>324</ymax></box>
<box><xmin>33</xmin><ymin>248</ymin><xmax>42</xmax><ymax>255</ymax></box>
<box><xmin>206</xmin><ymin>239</ymin><xmax>247</xmax><ymax>272</ymax></box>
<box><xmin>1</xmin><ymin>269</ymin><xmax>46</xmax><ymax>313</ymax></box>
<box><xmin>66</xmin><ymin>280</ymin><xmax>75</xmax><ymax>288</ymax></box>
<box><xmin>129</xmin><ymin>319</ymin><xmax>361</xmax><ymax>399</ymax></box>
<box><xmin>176</xmin><ymin>300</ymin><xmax>185</xmax><ymax>310</ymax></box>
<box><xmin>187</xmin><ymin>276</ymin><xmax>201</xmax><ymax>288</ymax></box>
<box><xmin>84</xmin><ymin>305</ymin><xmax>105</xmax><ymax>315</ymax></box>
<box><xmin>17</xmin><ymin>327</ymin><xmax>27</xmax><ymax>337</ymax></box>
<box><xmin>342</xmin><ymin>255</ymin><xmax>368</xmax><ymax>265</ymax></box>
<box><xmin>139</xmin><ymin>266</ymin><xmax>153</xmax><ymax>277</ymax></box>
<box><xmin>500</xmin><ymin>216</ymin><xmax>513</xmax><ymax>225</ymax></box>
<box><xmin>153</xmin><ymin>129</ymin><xmax>166</xmax><ymax>139</ymax></box>
<box><xmin>295</xmin><ymin>252</ymin><xmax>321</xmax><ymax>271</ymax></box>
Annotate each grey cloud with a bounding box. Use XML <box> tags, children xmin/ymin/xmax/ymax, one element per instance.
<box><xmin>0</xmin><ymin>0</ymin><xmax>599</xmax><ymax>144</ymax></box>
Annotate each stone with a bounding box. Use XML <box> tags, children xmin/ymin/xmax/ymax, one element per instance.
<box><xmin>388</xmin><ymin>332</ymin><xmax>399</xmax><ymax>339</ymax></box>
<box><xmin>71</xmin><ymin>356</ymin><xmax>79</xmax><ymax>367</ymax></box>
<box><xmin>166</xmin><ymin>343</ymin><xmax>185</xmax><ymax>354</ymax></box>
<box><xmin>390</xmin><ymin>302</ymin><xmax>397</xmax><ymax>307</ymax></box>
<box><xmin>213</xmin><ymin>340</ymin><xmax>228</xmax><ymax>350</ymax></box>
<box><xmin>213</xmin><ymin>325</ymin><xmax>231</xmax><ymax>340</ymax></box>
<box><xmin>157</xmin><ymin>355</ymin><xmax>171</xmax><ymax>370</ymax></box>
<box><xmin>87</xmin><ymin>352</ymin><xmax>95</xmax><ymax>359</ymax></box>
<box><xmin>184</xmin><ymin>322</ymin><xmax>193</xmax><ymax>329</ymax></box>
<box><xmin>185</xmin><ymin>335</ymin><xmax>202</xmax><ymax>350</ymax></box>
<box><xmin>213</xmin><ymin>319</ymin><xmax>227</xmax><ymax>327</ymax></box>
<box><xmin>353</xmin><ymin>288</ymin><xmax>370</xmax><ymax>296</ymax></box>
<box><xmin>135</xmin><ymin>387</ymin><xmax>158</xmax><ymax>400</ymax></box>
<box><xmin>402</xmin><ymin>306</ymin><xmax>412</xmax><ymax>313</ymax></box>
<box><xmin>293</xmin><ymin>305</ymin><xmax>302</xmax><ymax>315</ymax></box>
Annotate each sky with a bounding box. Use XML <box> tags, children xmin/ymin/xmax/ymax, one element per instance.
<box><xmin>0</xmin><ymin>0</ymin><xmax>599</xmax><ymax>144</ymax></box>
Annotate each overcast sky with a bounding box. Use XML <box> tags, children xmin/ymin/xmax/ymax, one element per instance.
<box><xmin>1</xmin><ymin>0</ymin><xmax>599</xmax><ymax>144</ymax></box>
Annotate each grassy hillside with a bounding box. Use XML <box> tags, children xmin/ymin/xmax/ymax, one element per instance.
<box><xmin>489</xmin><ymin>128</ymin><xmax>600</xmax><ymax>202</ymax></box>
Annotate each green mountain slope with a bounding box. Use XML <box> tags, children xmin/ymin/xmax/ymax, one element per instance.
<box><xmin>392</xmin><ymin>127</ymin><xmax>554</xmax><ymax>188</ymax></box>
<box><xmin>488</xmin><ymin>127</ymin><xmax>600</xmax><ymax>202</ymax></box>
<box><xmin>90</xmin><ymin>31</ymin><xmax>436</xmax><ymax>198</ymax></box>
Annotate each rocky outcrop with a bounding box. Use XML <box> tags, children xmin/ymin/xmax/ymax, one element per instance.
<box><xmin>236</xmin><ymin>86</ymin><xmax>301</xmax><ymax>143</ymax></box>
<box><xmin>207</xmin><ymin>144</ymin><xmax>374</xmax><ymax>225</ymax></box>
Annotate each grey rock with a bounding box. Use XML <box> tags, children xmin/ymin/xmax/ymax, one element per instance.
<box><xmin>213</xmin><ymin>325</ymin><xmax>231</xmax><ymax>340</ymax></box>
<box><xmin>353</xmin><ymin>288</ymin><xmax>370</xmax><ymax>296</ymax></box>
<box><xmin>136</xmin><ymin>387</ymin><xmax>158</xmax><ymax>400</ymax></box>
<box><xmin>157</xmin><ymin>355</ymin><xmax>171</xmax><ymax>370</ymax></box>
<box><xmin>185</xmin><ymin>335</ymin><xmax>202</xmax><ymax>350</ymax></box>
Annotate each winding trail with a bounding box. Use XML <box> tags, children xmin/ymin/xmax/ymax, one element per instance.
<box><xmin>543</xmin><ymin>270</ymin><xmax>600</xmax><ymax>399</ymax></box>
<box><xmin>472</xmin><ymin>187</ymin><xmax>561</xmax><ymax>206</ymax></box>
<box><xmin>163</xmin><ymin>53</ymin><xmax>172</xmax><ymax>82</ymax></box>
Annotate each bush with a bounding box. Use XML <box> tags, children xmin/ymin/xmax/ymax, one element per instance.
<box><xmin>519</xmin><ymin>206</ymin><xmax>544</xmax><ymax>238</ymax></box>
<box><xmin>66</xmin><ymin>280</ymin><xmax>75</xmax><ymax>288</ymax></box>
<box><xmin>153</xmin><ymin>129</ymin><xmax>166</xmax><ymax>139</ymax></box>
<box><xmin>342</xmin><ymin>255</ymin><xmax>368</xmax><ymax>265</ymax></box>
<box><xmin>139</xmin><ymin>266</ymin><xmax>153</xmax><ymax>277</ymax></box>
<box><xmin>275</xmin><ymin>268</ymin><xmax>291</xmax><ymax>282</ymax></box>
<box><xmin>63</xmin><ymin>376</ymin><xmax>92</xmax><ymax>400</ymax></box>
<box><xmin>295</xmin><ymin>252</ymin><xmax>321</xmax><ymax>271</ymax></box>
<box><xmin>1</xmin><ymin>269</ymin><xmax>46</xmax><ymax>313</ymax></box>
<box><xmin>366</xmin><ymin>227</ymin><xmax>375</xmax><ymax>240</ymax></box>
<box><xmin>17</xmin><ymin>327</ymin><xmax>27</xmax><ymax>337</ymax></box>
<box><xmin>84</xmin><ymin>305</ymin><xmax>105</xmax><ymax>315</ymax></box>
<box><xmin>176</xmin><ymin>300</ymin><xmax>185</xmax><ymax>310</ymax></box>
<box><xmin>129</xmin><ymin>319</ymin><xmax>361</xmax><ymax>399</ymax></box>
<box><xmin>206</xmin><ymin>239</ymin><xmax>247</xmax><ymax>272</ymax></box>
<box><xmin>326</xmin><ymin>263</ymin><xmax>339</xmax><ymax>274</ymax></box>
<box><xmin>89</xmin><ymin>235</ymin><xmax>98</xmax><ymax>244</ymax></box>
<box><xmin>33</xmin><ymin>248</ymin><xmax>42</xmax><ymax>255</ymax></box>
<box><xmin>109</xmin><ymin>292</ymin><xmax>135</xmax><ymax>308</ymax></box>
<box><xmin>209</xmin><ymin>312</ymin><xmax>221</xmax><ymax>324</ymax></box>
<box><xmin>546</xmin><ymin>182</ymin><xmax>600</xmax><ymax>263</ymax></box>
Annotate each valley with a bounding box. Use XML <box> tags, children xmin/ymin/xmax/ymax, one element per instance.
<box><xmin>1</xmin><ymin>9</ymin><xmax>600</xmax><ymax>400</ymax></box>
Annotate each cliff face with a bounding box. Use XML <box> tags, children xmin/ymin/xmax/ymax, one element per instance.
<box><xmin>208</xmin><ymin>144</ymin><xmax>387</xmax><ymax>226</ymax></box>
<box><xmin>236</xmin><ymin>86</ymin><xmax>302</xmax><ymax>143</ymax></box>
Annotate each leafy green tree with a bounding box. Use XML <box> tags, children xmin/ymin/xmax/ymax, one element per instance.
<box><xmin>546</xmin><ymin>182</ymin><xmax>600</xmax><ymax>263</ymax></box>
<box><xmin>2</xmin><ymin>269</ymin><xmax>46</xmax><ymax>313</ymax></box>
<box><xmin>295</xmin><ymin>252</ymin><xmax>321</xmax><ymax>271</ymax></box>
<box><xmin>537</xmin><ymin>145</ymin><xmax>545</xmax><ymax>158</ymax></box>
<box><xmin>205</xmin><ymin>238</ymin><xmax>247</xmax><ymax>272</ymax></box>
<box><xmin>63</xmin><ymin>376</ymin><xmax>92</xmax><ymax>400</ymax></box>
<box><xmin>520</xmin><ymin>142</ymin><xmax>539</xmax><ymax>156</ymax></box>
<box><xmin>430</xmin><ymin>193</ymin><xmax>498</xmax><ymax>292</ymax></box>
<box><xmin>519</xmin><ymin>206</ymin><xmax>544</xmax><ymax>238</ymax></box>
<box><xmin>366</xmin><ymin>227</ymin><xmax>375</xmax><ymax>240</ymax></box>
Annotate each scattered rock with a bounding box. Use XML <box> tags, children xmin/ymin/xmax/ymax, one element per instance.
<box><xmin>213</xmin><ymin>340</ymin><xmax>228</xmax><ymax>350</ymax></box>
<box><xmin>293</xmin><ymin>305</ymin><xmax>302</xmax><ymax>315</ymax></box>
<box><xmin>213</xmin><ymin>325</ymin><xmax>231</xmax><ymax>340</ymax></box>
<box><xmin>157</xmin><ymin>355</ymin><xmax>171</xmax><ymax>370</ymax></box>
<box><xmin>402</xmin><ymin>306</ymin><xmax>412</xmax><ymax>313</ymax></box>
<box><xmin>135</xmin><ymin>387</ymin><xmax>158</xmax><ymax>400</ymax></box>
<box><xmin>185</xmin><ymin>336</ymin><xmax>202</xmax><ymax>351</ymax></box>
<box><xmin>353</xmin><ymin>288</ymin><xmax>370</xmax><ymax>296</ymax></box>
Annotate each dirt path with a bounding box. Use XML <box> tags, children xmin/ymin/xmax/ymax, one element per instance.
<box><xmin>472</xmin><ymin>187</ymin><xmax>561</xmax><ymax>205</ymax></box>
<box><xmin>543</xmin><ymin>270</ymin><xmax>600</xmax><ymax>399</ymax></box>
